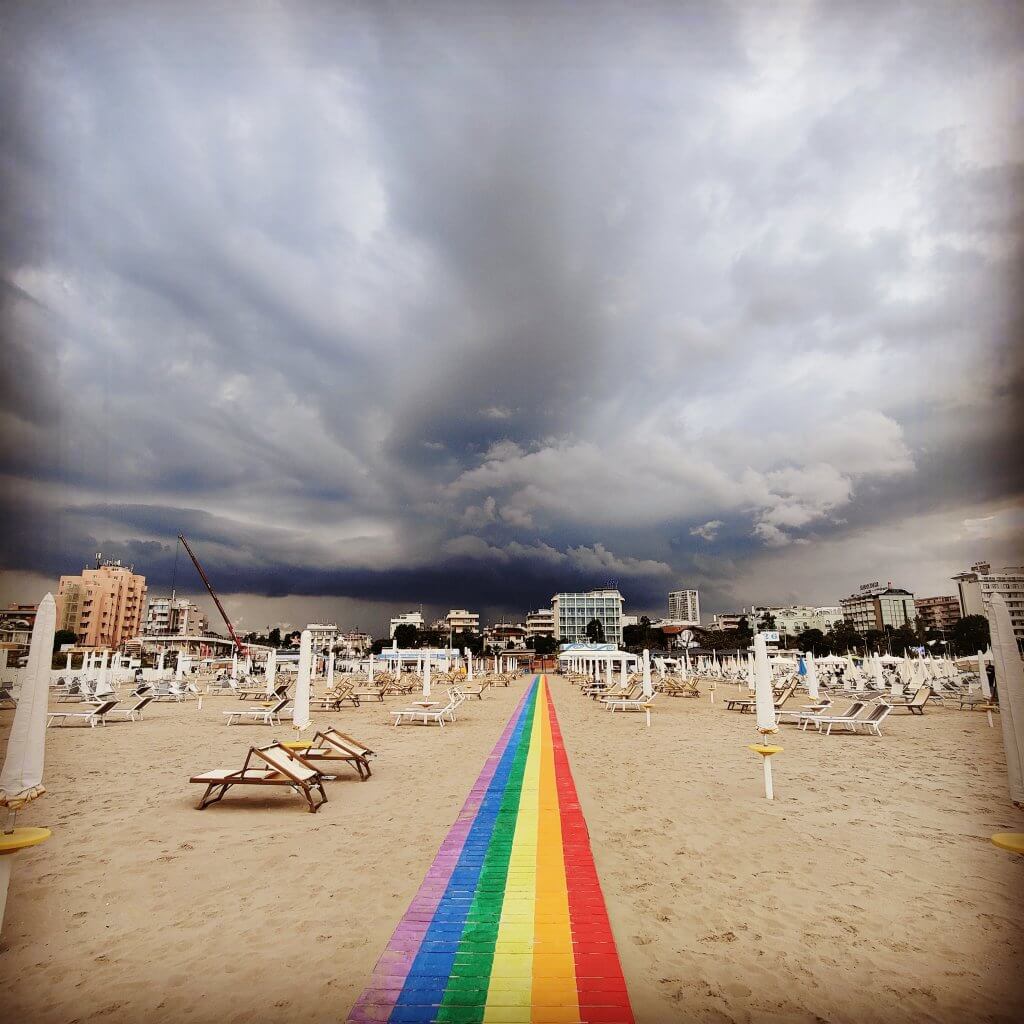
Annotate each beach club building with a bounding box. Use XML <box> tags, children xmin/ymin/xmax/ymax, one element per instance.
<box><xmin>552</xmin><ymin>589</ymin><xmax>624</xmax><ymax>646</ymax></box>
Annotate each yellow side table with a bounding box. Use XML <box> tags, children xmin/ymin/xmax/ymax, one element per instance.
<box><xmin>991</xmin><ymin>833</ymin><xmax>1024</xmax><ymax>855</ymax></box>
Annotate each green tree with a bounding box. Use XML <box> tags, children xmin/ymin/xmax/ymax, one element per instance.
<box><xmin>458</xmin><ymin>630</ymin><xmax>485</xmax><ymax>656</ymax></box>
<box><xmin>267</xmin><ymin>627</ymin><xmax>281</xmax><ymax>648</ymax></box>
<box><xmin>393</xmin><ymin>623</ymin><xmax>418</xmax><ymax>648</ymax></box>
<box><xmin>864</xmin><ymin>629</ymin><xmax>885</xmax><ymax>654</ymax></box>
<box><xmin>796</xmin><ymin>628</ymin><xmax>827</xmax><ymax>655</ymax></box>
<box><xmin>53</xmin><ymin>628</ymin><xmax>77</xmax><ymax>652</ymax></box>
<box><xmin>759</xmin><ymin>611</ymin><xmax>777</xmax><ymax>630</ymax></box>
<box><xmin>950</xmin><ymin>614</ymin><xmax>990</xmax><ymax>657</ymax></box>
<box><xmin>585</xmin><ymin>618</ymin><xmax>605</xmax><ymax>643</ymax></box>
<box><xmin>888</xmin><ymin>624</ymin><xmax>918</xmax><ymax>656</ymax></box>
<box><xmin>532</xmin><ymin>635</ymin><xmax>558</xmax><ymax>657</ymax></box>
<box><xmin>827</xmin><ymin>619</ymin><xmax>862</xmax><ymax>654</ymax></box>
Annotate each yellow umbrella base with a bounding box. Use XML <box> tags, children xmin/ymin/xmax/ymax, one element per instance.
<box><xmin>748</xmin><ymin>744</ymin><xmax>783</xmax><ymax>756</ymax></box>
<box><xmin>990</xmin><ymin>833</ymin><xmax>1024</xmax><ymax>855</ymax></box>
<box><xmin>280</xmin><ymin>741</ymin><xmax>312</xmax><ymax>751</ymax></box>
<box><xmin>0</xmin><ymin>827</ymin><xmax>52</xmax><ymax>855</ymax></box>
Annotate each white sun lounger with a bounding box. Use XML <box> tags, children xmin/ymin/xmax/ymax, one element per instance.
<box><xmin>390</xmin><ymin>696</ymin><xmax>458</xmax><ymax>727</ymax></box>
<box><xmin>605</xmin><ymin>692</ymin><xmax>657</xmax><ymax>713</ymax></box>
<box><xmin>104</xmin><ymin>696</ymin><xmax>155</xmax><ymax>722</ymax></box>
<box><xmin>223</xmin><ymin>697</ymin><xmax>289</xmax><ymax>726</ymax></box>
<box><xmin>805</xmin><ymin>702</ymin><xmax>872</xmax><ymax>735</ymax></box>
<box><xmin>47</xmin><ymin>699</ymin><xmax>120</xmax><ymax>728</ymax></box>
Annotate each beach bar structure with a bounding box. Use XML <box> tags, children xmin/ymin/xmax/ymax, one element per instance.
<box><xmin>557</xmin><ymin>642</ymin><xmax>640</xmax><ymax>683</ymax></box>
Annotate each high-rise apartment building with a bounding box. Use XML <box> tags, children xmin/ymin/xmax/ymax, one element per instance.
<box><xmin>952</xmin><ymin>562</ymin><xmax>1024</xmax><ymax>650</ymax></box>
<box><xmin>667</xmin><ymin>589</ymin><xmax>700</xmax><ymax>625</ymax></box>
<box><xmin>445</xmin><ymin>609</ymin><xmax>480</xmax><ymax>633</ymax></box>
<box><xmin>144</xmin><ymin>596</ymin><xmax>209</xmax><ymax>636</ymax></box>
<box><xmin>840</xmin><ymin>583</ymin><xmax>915</xmax><ymax>634</ymax></box>
<box><xmin>914</xmin><ymin>595</ymin><xmax>962</xmax><ymax>633</ymax></box>
<box><xmin>305</xmin><ymin>623</ymin><xmax>338</xmax><ymax>654</ymax></box>
<box><xmin>56</xmin><ymin>557</ymin><xmax>147</xmax><ymax>649</ymax></box>
<box><xmin>526</xmin><ymin>609</ymin><xmax>555</xmax><ymax>638</ymax></box>
<box><xmin>552</xmin><ymin>590</ymin><xmax>624</xmax><ymax>646</ymax></box>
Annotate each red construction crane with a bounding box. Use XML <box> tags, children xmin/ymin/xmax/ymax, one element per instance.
<box><xmin>177</xmin><ymin>533</ymin><xmax>246</xmax><ymax>656</ymax></box>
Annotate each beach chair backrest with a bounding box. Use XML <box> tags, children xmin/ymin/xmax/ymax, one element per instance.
<box><xmin>93</xmin><ymin>700</ymin><xmax>119</xmax><ymax>717</ymax></box>
<box><xmin>135</xmin><ymin>696</ymin><xmax>154</xmax><ymax>711</ymax></box>
<box><xmin>324</xmin><ymin>728</ymin><xmax>371</xmax><ymax>757</ymax></box>
<box><xmin>910</xmin><ymin>686</ymin><xmax>929</xmax><ymax>706</ymax></box>
<box><xmin>255</xmin><ymin>744</ymin><xmax>318</xmax><ymax>782</ymax></box>
<box><xmin>271</xmin><ymin>697</ymin><xmax>289</xmax><ymax>713</ymax></box>
<box><xmin>866</xmin><ymin>704</ymin><xmax>890</xmax><ymax>723</ymax></box>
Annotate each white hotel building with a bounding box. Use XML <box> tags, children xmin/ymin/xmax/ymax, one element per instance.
<box><xmin>552</xmin><ymin>590</ymin><xmax>624</xmax><ymax>646</ymax></box>
<box><xmin>953</xmin><ymin>562</ymin><xmax>1024</xmax><ymax>651</ymax></box>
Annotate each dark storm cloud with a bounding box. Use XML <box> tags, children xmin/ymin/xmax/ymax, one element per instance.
<box><xmin>1</xmin><ymin>0</ymin><xmax>1022</xmax><ymax>629</ymax></box>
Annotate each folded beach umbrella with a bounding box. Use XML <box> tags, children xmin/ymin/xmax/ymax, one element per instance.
<box><xmin>747</xmin><ymin>652</ymin><xmax>755</xmax><ymax>691</ymax></box>
<box><xmin>871</xmin><ymin>654</ymin><xmax>886</xmax><ymax>692</ymax></box>
<box><xmin>264</xmin><ymin>647</ymin><xmax>277</xmax><ymax>696</ymax></box>
<box><xmin>987</xmin><ymin>596</ymin><xmax>1023</xmax><ymax>807</ymax></box>
<box><xmin>978</xmin><ymin>650</ymin><xmax>991</xmax><ymax>700</ymax></box>
<box><xmin>0</xmin><ymin>593</ymin><xmax>56</xmax><ymax>930</ymax></box>
<box><xmin>423</xmin><ymin>654</ymin><xmax>431</xmax><ymax>698</ymax></box>
<box><xmin>754</xmin><ymin>634</ymin><xmax>776</xmax><ymax>734</ymax></box>
<box><xmin>642</xmin><ymin>649</ymin><xmax>653</xmax><ymax>698</ymax></box>
<box><xmin>806</xmin><ymin>652</ymin><xmax>820</xmax><ymax>700</ymax></box>
<box><xmin>293</xmin><ymin>629</ymin><xmax>312</xmax><ymax>732</ymax></box>
<box><xmin>94</xmin><ymin>652</ymin><xmax>114</xmax><ymax>699</ymax></box>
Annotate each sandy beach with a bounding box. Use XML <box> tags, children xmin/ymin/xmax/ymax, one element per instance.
<box><xmin>1</xmin><ymin>674</ymin><xmax>1022</xmax><ymax>1024</ymax></box>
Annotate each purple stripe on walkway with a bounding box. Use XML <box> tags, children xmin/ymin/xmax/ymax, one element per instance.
<box><xmin>348</xmin><ymin>686</ymin><xmax>533</xmax><ymax>1024</ymax></box>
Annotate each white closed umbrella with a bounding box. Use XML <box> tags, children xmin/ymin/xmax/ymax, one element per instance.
<box><xmin>642</xmin><ymin>649</ymin><xmax>653</xmax><ymax>699</ymax></box>
<box><xmin>467</xmin><ymin>649</ymin><xmax>474</xmax><ymax>681</ymax></box>
<box><xmin>327</xmin><ymin>652</ymin><xmax>335</xmax><ymax>692</ymax></box>
<box><xmin>987</xmin><ymin>595</ymin><xmax>1024</xmax><ymax>808</ymax></box>
<box><xmin>754</xmin><ymin>634</ymin><xmax>776</xmax><ymax>733</ymax></box>
<box><xmin>871</xmin><ymin>654</ymin><xmax>885</xmax><ymax>692</ymax></box>
<box><xmin>94</xmin><ymin>651</ymin><xmax>114</xmax><ymax>698</ymax></box>
<box><xmin>0</xmin><ymin>593</ymin><xmax>56</xmax><ymax>931</ymax></box>
<box><xmin>368</xmin><ymin>652</ymin><xmax>375</xmax><ymax>684</ymax></box>
<box><xmin>752</xmin><ymin>633</ymin><xmax>780</xmax><ymax>800</ymax></box>
<box><xmin>978</xmin><ymin>650</ymin><xmax>991</xmax><ymax>700</ymax></box>
<box><xmin>605</xmin><ymin>656</ymin><xmax>613</xmax><ymax>692</ymax></box>
<box><xmin>423</xmin><ymin>655</ymin><xmax>432</xmax><ymax>698</ymax></box>
<box><xmin>264</xmin><ymin>648</ymin><xmax>277</xmax><ymax>696</ymax></box>
<box><xmin>293</xmin><ymin>630</ymin><xmax>312</xmax><ymax>732</ymax></box>
<box><xmin>747</xmin><ymin>652</ymin><xmax>755</xmax><ymax>691</ymax></box>
<box><xmin>231</xmin><ymin>651</ymin><xmax>238</xmax><ymax>678</ymax></box>
<box><xmin>806</xmin><ymin>651</ymin><xmax>820</xmax><ymax>700</ymax></box>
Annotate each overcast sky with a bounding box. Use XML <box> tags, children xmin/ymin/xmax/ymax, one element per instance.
<box><xmin>1</xmin><ymin>1</ymin><xmax>1022</xmax><ymax>634</ymax></box>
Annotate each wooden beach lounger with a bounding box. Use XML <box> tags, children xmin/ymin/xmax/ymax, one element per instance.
<box><xmin>300</xmin><ymin>728</ymin><xmax>376</xmax><ymax>780</ymax></box>
<box><xmin>223</xmin><ymin>696</ymin><xmax>289</xmax><ymax>726</ymax></box>
<box><xmin>47</xmin><ymin>699</ymin><xmax>120</xmax><ymax>728</ymax></box>
<box><xmin>190</xmin><ymin>743</ymin><xmax>327</xmax><ymax>813</ymax></box>
<box><xmin>886</xmin><ymin>686</ymin><xmax>931</xmax><ymax>715</ymax></box>
<box><xmin>726</xmin><ymin>682</ymin><xmax>797</xmax><ymax>713</ymax></box>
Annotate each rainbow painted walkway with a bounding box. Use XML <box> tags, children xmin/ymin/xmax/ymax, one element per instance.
<box><xmin>348</xmin><ymin>676</ymin><xmax>634</xmax><ymax>1024</ymax></box>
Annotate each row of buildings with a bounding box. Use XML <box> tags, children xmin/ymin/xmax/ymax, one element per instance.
<box><xmin>3</xmin><ymin>556</ymin><xmax>1020</xmax><ymax>667</ymax></box>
